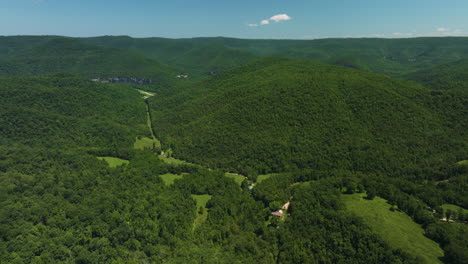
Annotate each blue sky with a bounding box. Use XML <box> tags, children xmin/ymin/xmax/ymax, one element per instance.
<box><xmin>1</xmin><ymin>0</ymin><xmax>467</xmax><ymax>39</ymax></box>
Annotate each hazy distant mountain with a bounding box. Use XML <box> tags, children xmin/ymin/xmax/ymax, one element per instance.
<box><xmin>83</xmin><ymin>36</ymin><xmax>468</xmax><ymax>77</ymax></box>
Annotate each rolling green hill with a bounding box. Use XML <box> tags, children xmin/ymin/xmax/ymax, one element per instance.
<box><xmin>151</xmin><ymin>57</ymin><xmax>468</xmax><ymax>175</ymax></box>
<box><xmin>0</xmin><ymin>36</ymin><xmax>177</xmax><ymax>87</ymax></box>
<box><xmin>5</xmin><ymin>35</ymin><xmax>468</xmax><ymax>80</ymax></box>
<box><xmin>168</xmin><ymin>44</ymin><xmax>257</xmax><ymax>75</ymax></box>
<box><xmin>81</xmin><ymin>36</ymin><xmax>258</xmax><ymax>77</ymax></box>
<box><xmin>82</xmin><ymin>36</ymin><xmax>468</xmax><ymax>77</ymax></box>
<box><xmin>406</xmin><ymin>58</ymin><xmax>468</xmax><ymax>90</ymax></box>
<box><xmin>0</xmin><ymin>75</ymin><xmax>147</xmax><ymax>150</ymax></box>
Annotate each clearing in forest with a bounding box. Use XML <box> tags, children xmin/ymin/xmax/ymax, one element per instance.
<box><xmin>192</xmin><ymin>194</ymin><xmax>212</xmax><ymax>231</ymax></box>
<box><xmin>225</xmin><ymin>173</ymin><xmax>246</xmax><ymax>186</ymax></box>
<box><xmin>257</xmin><ymin>173</ymin><xmax>279</xmax><ymax>183</ymax></box>
<box><xmin>134</xmin><ymin>136</ymin><xmax>160</xmax><ymax>150</ymax></box>
<box><xmin>342</xmin><ymin>193</ymin><xmax>443</xmax><ymax>264</ymax></box>
<box><xmin>440</xmin><ymin>204</ymin><xmax>468</xmax><ymax>216</ymax></box>
<box><xmin>137</xmin><ymin>89</ymin><xmax>155</xmax><ymax>98</ymax></box>
<box><xmin>159</xmin><ymin>173</ymin><xmax>185</xmax><ymax>186</ymax></box>
<box><xmin>97</xmin><ymin>157</ymin><xmax>129</xmax><ymax>168</ymax></box>
<box><xmin>158</xmin><ymin>155</ymin><xmax>190</xmax><ymax>165</ymax></box>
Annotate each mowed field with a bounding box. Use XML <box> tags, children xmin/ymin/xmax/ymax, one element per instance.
<box><xmin>134</xmin><ymin>136</ymin><xmax>160</xmax><ymax>150</ymax></box>
<box><xmin>159</xmin><ymin>173</ymin><xmax>185</xmax><ymax>186</ymax></box>
<box><xmin>97</xmin><ymin>157</ymin><xmax>129</xmax><ymax>168</ymax></box>
<box><xmin>342</xmin><ymin>193</ymin><xmax>443</xmax><ymax>264</ymax></box>
<box><xmin>224</xmin><ymin>173</ymin><xmax>246</xmax><ymax>186</ymax></box>
<box><xmin>440</xmin><ymin>204</ymin><xmax>468</xmax><ymax>216</ymax></box>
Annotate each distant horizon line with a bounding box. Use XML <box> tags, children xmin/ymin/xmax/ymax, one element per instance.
<box><xmin>1</xmin><ymin>34</ymin><xmax>468</xmax><ymax>41</ymax></box>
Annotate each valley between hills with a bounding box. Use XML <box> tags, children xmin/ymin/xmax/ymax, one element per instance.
<box><xmin>0</xmin><ymin>36</ymin><xmax>467</xmax><ymax>264</ymax></box>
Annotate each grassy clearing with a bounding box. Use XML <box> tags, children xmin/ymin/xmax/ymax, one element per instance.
<box><xmin>192</xmin><ymin>194</ymin><xmax>212</xmax><ymax>209</ymax></box>
<box><xmin>225</xmin><ymin>173</ymin><xmax>246</xmax><ymax>186</ymax></box>
<box><xmin>134</xmin><ymin>136</ymin><xmax>160</xmax><ymax>150</ymax></box>
<box><xmin>441</xmin><ymin>204</ymin><xmax>468</xmax><ymax>215</ymax></box>
<box><xmin>342</xmin><ymin>193</ymin><xmax>443</xmax><ymax>264</ymax></box>
<box><xmin>257</xmin><ymin>173</ymin><xmax>279</xmax><ymax>183</ymax></box>
<box><xmin>158</xmin><ymin>155</ymin><xmax>189</xmax><ymax>165</ymax></box>
<box><xmin>159</xmin><ymin>173</ymin><xmax>184</xmax><ymax>186</ymax></box>
<box><xmin>137</xmin><ymin>89</ymin><xmax>155</xmax><ymax>98</ymax></box>
<box><xmin>456</xmin><ymin>160</ymin><xmax>468</xmax><ymax>166</ymax></box>
<box><xmin>97</xmin><ymin>157</ymin><xmax>129</xmax><ymax>168</ymax></box>
<box><xmin>192</xmin><ymin>194</ymin><xmax>212</xmax><ymax>231</ymax></box>
<box><xmin>193</xmin><ymin>207</ymin><xmax>209</xmax><ymax>231</ymax></box>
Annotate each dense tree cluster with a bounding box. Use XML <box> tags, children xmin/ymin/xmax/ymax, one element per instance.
<box><xmin>0</xmin><ymin>76</ymin><xmax>148</xmax><ymax>149</ymax></box>
<box><xmin>406</xmin><ymin>58</ymin><xmax>468</xmax><ymax>90</ymax></box>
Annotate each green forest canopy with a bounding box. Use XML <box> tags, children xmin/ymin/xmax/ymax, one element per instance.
<box><xmin>0</xmin><ymin>36</ymin><xmax>467</xmax><ymax>263</ymax></box>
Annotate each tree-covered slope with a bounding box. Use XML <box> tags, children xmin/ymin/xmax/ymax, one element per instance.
<box><xmin>0</xmin><ymin>75</ymin><xmax>147</xmax><ymax>149</ymax></box>
<box><xmin>0</xmin><ymin>36</ymin><xmax>177</xmax><ymax>87</ymax></box>
<box><xmin>168</xmin><ymin>44</ymin><xmax>257</xmax><ymax>75</ymax></box>
<box><xmin>82</xmin><ymin>36</ymin><xmax>468</xmax><ymax>77</ymax></box>
<box><xmin>152</xmin><ymin>57</ymin><xmax>467</xmax><ymax>175</ymax></box>
<box><xmin>191</xmin><ymin>37</ymin><xmax>468</xmax><ymax>76</ymax></box>
<box><xmin>406</xmin><ymin>58</ymin><xmax>468</xmax><ymax>90</ymax></box>
<box><xmin>0</xmin><ymin>74</ymin><xmax>422</xmax><ymax>263</ymax></box>
<box><xmin>81</xmin><ymin>36</ymin><xmax>258</xmax><ymax>77</ymax></box>
<box><xmin>80</xmin><ymin>35</ymin><xmax>196</xmax><ymax>62</ymax></box>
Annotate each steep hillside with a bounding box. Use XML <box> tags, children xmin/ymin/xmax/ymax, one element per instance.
<box><xmin>406</xmin><ymin>58</ymin><xmax>468</xmax><ymax>90</ymax></box>
<box><xmin>0</xmin><ymin>75</ymin><xmax>147</xmax><ymax>150</ymax></box>
<box><xmin>151</xmin><ymin>57</ymin><xmax>467</xmax><ymax>175</ymax></box>
<box><xmin>0</xmin><ymin>36</ymin><xmax>177</xmax><ymax>87</ymax></box>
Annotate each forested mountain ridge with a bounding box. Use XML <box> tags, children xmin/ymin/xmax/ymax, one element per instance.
<box><xmin>406</xmin><ymin>58</ymin><xmax>468</xmax><ymax>90</ymax></box>
<box><xmin>167</xmin><ymin>44</ymin><xmax>257</xmax><ymax>75</ymax></box>
<box><xmin>0</xmin><ymin>36</ymin><xmax>177</xmax><ymax>87</ymax></box>
<box><xmin>4</xmin><ymin>35</ymin><xmax>468</xmax><ymax>80</ymax></box>
<box><xmin>151</xmin><ymin>57</ymin><xmax>467</xmax><ymax>176</ymax></box>
<box><xmin>82</xmin><ymin>36</ymin><xmax>468</xmax><ymax>77</ymax></box>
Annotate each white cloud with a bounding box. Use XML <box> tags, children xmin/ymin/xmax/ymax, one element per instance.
<box><xmin>269</xmin><ymin>14</ymin><xmax>292</xmax><ymax>22</ymax></box>
<box><xmin>342</xmin><ymin>27</ymin><xmax>468</xmax><ymax>39</ymax></box>
<box><xmin>248</xmin><ymin>13</ymin><xmax>292</xmax><ymax>27</ymax></box>
<box><xmin>435</xmin><ymin>27</ymin><xmax>467</xmax><ymax>36</ymax></box>
<box><xmin>437</xmin><ymin>27</ymin><xmax>450</xmax><ymax>32</ymax></box>
<box><xmin>392</xmin><ymin>32</ymin><xmax>417</xmax><ymax>37</ymax></box>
